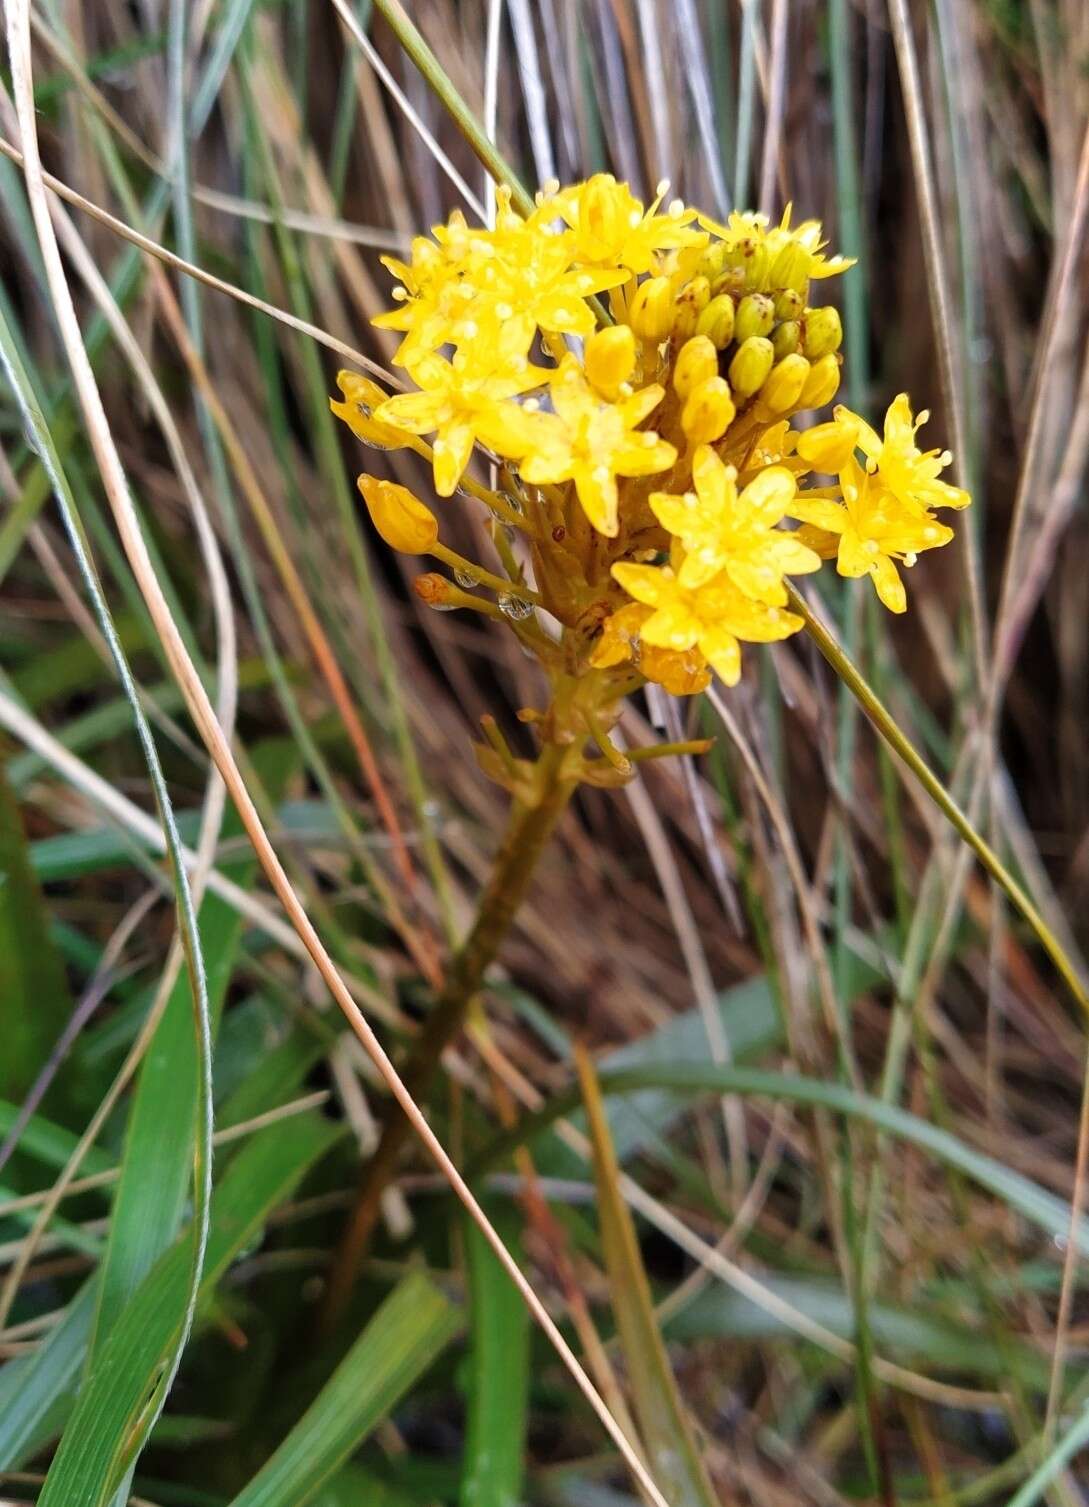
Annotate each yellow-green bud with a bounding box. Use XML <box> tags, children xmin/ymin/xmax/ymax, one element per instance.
<box><xmin>681</xmin><ymin>376</ymin><xmax>736</xmax><ymax>444</ymax></box>
<box><xmin>734</xmin><ymin>293</ymin><xmax>775</xmax><ymax>343</ymax></box>
<box><xmin>803</xmin><ymin>306</ymin><xmax>843</xmax><ymax>360</ymax></box>
<box><xmin>711</xmin><ymin>266</ymin><xmax>747</xmax><ymax>301</ymax></box>
<box><xmin>672</xmin><ymin>275</ymin><xmax>711</xmax><ymax>340</ymax></box>
<box><xmin>672</xmin><ymin>335</ymin><xmax>719</xmax><ymax>399</ymax></box>
<box><xmin>359</xmin><ymin>475</ymin><xmax>438</xmax><ymax>554</ymax></box>
<box><xmin>774</xmin><ymin>288</ymin><xmax>805</xmax><ymax>321</ymax></box>
<box><xmin>798</xmin><ymin>352</ymin><xmax>841</xmax><ymax>409</ymax></box>
<box><xmin>758</xmin><ymin>354</ymin><xmax>811</xmax><ymax>414</ymax></box>
<box><xmin>584</xmin><ymin>324</ymin><xmax>636</xmax><ymax>399</ymax></box>
<box><xmin>728</xmin><ymin>336</ymin><xmax>775</xmax><ymax>399</ymax></box>
<box><xmin>695</xmin><ymin>293</ymin><xmax>735</xmax><ymax>349</ymax></box>
<box><xmin>769</xmin><ymin>240</ymin><xmax>810</xmax><ymax>292</ymax></box>
<box><xmin>696</xmin><ymin>243</ymin><xmax>727</xmax><ymax>283</ymax></box>
<box><xmin>741</xmin><ymin>241</ymin><xmax>771</xmax><ymax>290</ymax></box>
<box><xmin>771</xmin><ymin>320</ymin><xmax>802</xmax><ymax>359</ymax></box>
<box><xmin>629</xmin><ymin>276</ymin><xmax>674</xmax><ymax>343</ymax></box>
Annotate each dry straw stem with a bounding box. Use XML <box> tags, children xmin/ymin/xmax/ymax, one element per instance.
<box><xmin>0</xmin><ymin>135</ymin><xmax>390</xmax><ymax>383</ymax></box>
<box><xmin>788</xmin><ymin>584</ymin><xmax>1089</xmax><ymax>1023</ymax></box>
<box><xmin>0</xmin><ymin>688</ymin><xmax>398</xmax><ymax>1025</ymax></box>
<box><xmin>887</xmin><ymin>0</ymin><xmax>987</xmax><ymax>685</ymax></box>
<box><xmin>3</xmin><ymin>6</ymin><xmax>669</xmax><ymax>1502</ymax></box>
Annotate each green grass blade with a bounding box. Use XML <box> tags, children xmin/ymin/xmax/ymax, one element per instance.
<box><xmin>37</xmin><ymin>1112</ymin><xmax>342</xmax><ymax>1505</ymax></box>
<box><xmin>577</xmin><ymin>1047</ymin><xmax>718</xmax><ymax>1507</ymax></box>
<box><xmin>0</xmin><ymin>1100</ymin><xmax>113</xmax><ymax>1178</ymax></box>
<box><xmin>88</xmin><ymin>740</ymin><xmax>295</xmax><ymax>1350</ymax></box>
<box><xmin>666</xmin><ymin>1274</ymin><xmax>1057</xmax><ymax>1390</ymax></box>
<box><xmin>460</xmin><ymin>1207</ymin><xmax>531</xmax><ymax>1507</ymax></box>
<box><xmin>0</xmin><ymin>1278</ymin><xmax>99</xmax><ymax>1468</ymax></box>
<box><xmin>0</xmin><ymin>287</ymin><xmax>214</xmax><ymax>1476</ymax></box>
<box><xmin>479</xmin><ymin>1062</ymin><xmax>1088</xmax><ymax>1248</ymax></box>
<box><xmin>0</xmin><ymin>762</ymin><xmax>75</xmax><ymax>1119</ymax></box>
<box><xmin>229</xmin><ymin>1271</ymin><xmax>461</xmax><ymax>1507</ymax></box>
<box><xmin>1005</xmin><ymin>1401</ymin><xmax>1089</xmax><ymax>1507</ymax></box>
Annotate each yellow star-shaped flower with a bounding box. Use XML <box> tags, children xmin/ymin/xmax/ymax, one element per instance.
<box><xmin>856</xmin><ymin>394</ymin><xmax>970</xmax><ymax>513</ymax></box>
<box><xmin>649</xmin><ymin>445</ymin><xmax>821</xmax><ymax>601</ymax></box>
<box><xmin>797</xmin><ymin>397</ymin><xmax>969</xmax><ymax>515</ymax></box>
<box><xmin>791</xmin><ymin>457</ymin><xmax>954</xmax><ymax>613</ymax></box>
<box><xmin>506</xmin><ymin>355</ymin><xmax>676</xmax><ymax>536</ymax></box>
<box><xmin>374</xmin><ymin>327</ymin><xmax>548</xmax><ymax>495</ymax></box>
<box><xmin>589</xmin><ymin>601</ymin><xmax>711</xmax><ymax>696</ymax></box>
<box><xmin>546</xmin><ymin>174</ymin><xmax>708</xmax><ymax>275</ymax></box>
<box><xmin>611</xmin><ymin>559</ymin><xmax>803</xmax><ymax>685</ymax></box>
<box><xmin>473</xmin><ymin>227</ymin><xmax>628</xmax><ymax>340</ymax></box>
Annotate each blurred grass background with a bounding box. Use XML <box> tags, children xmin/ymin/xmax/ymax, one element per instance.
<box><xmin>0</xmin><ymin>0</ymin><xmax>1088</xmax><ymax>1503</ymax></box>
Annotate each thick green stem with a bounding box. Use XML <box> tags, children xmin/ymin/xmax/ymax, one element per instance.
<box><xmin>369</xmin><ymin>0</ymin><xmax>534</xmax><ymax>216</ymax></box>
<box><xmin>322</xmin><ymin>742</ymin><xmax>576</xmax><ymax>1325</ymax></box>
<box><xmin>788</xmin><ymin>583</ymin><xmax>1089</xmax><ymax>1020</ymax></box>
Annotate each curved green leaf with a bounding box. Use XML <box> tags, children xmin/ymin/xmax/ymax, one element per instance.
<box><xmin>229</xmin><ymin>1271</ymin><xmax>461</xmax><ymax>1507</ymax></box>
<box><xmin>476</xmin><ymin>1063</ymin><xmax>1088</xmax><ymax>1247</ymax></box>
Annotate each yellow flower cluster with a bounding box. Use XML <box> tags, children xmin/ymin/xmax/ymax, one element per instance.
<box><xmin>331</xmin><ymin>173</ymin><xmax>970</xmax><ymax>703</ymax></box>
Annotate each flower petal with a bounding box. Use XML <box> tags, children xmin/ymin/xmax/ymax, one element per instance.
<box><xmin>739</xmin><ymin>465</ymin><xmax>796</xmax><ymax>523</ymax></box>
<box><xmin>431</xmin><ymin>420</ymin><xmax>476</xmax><ymax>495</ymax></box>
<box><xmin>696</xmin><ymin>625</ymin><xmax>742</xmax><ymax>685</ymax></box>
<box><xmin>870</xmin><ymin>554</ymin><xmax>906</xmax><ymax>613</ymax></box>
<box><xmin>611</xmin><ymin>562</ymin><xmax>671</xmax><ymax>607</ymax></box>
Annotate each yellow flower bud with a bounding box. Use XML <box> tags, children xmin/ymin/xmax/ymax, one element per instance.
<box><xmin>681</xmin><ymin>375</ymin><xmax>736</xmax><ymax>444</ymax></box>
<box><xmin>798</xmin><ymin>353</ymin><xmax>841</xmax><ymax>410</ymax></box>
<box><xmin>734</xmin><ymin>293</ymin><xmax>775</xmax><ymax>343</ymax></box>
<box><xmin>695</xmin><ymin>293</ymin><xmax>736</xmax><ymax>349</ymax></box>
<box><xmin>769</xmin><ymin>240</ymin><xmax>810</xmax><ymax>292</ymax></box>
<box><xmin>629</xmin><ymin>276</ymin><xmax>675</xmax><ymax>343</ymax></box>
<box><xmin>745</xmin><ymin>242</ymin><xmax>772</xmax><ymax>291</ymax></box>
<box><xmin>330</xmin><ymin>371</ymin><xmax>408</xmax><ymax>451</ymax></box>
<box><xmin>696</xmin><ymin>244</ymin><xmax>727</xmax><ymax>283</ymax></box>
<box><xmin>803</xmin><ymin>306</ymin><xmax>843</xmax><ymax>359</ymax></box>
<box><xmin>774</xmin><ymin>288</ymin><xmax>805</xmax><ymax>321</ymax></box>
<box><xmin>771</xmin><ymin>320</ymin><xmax>801</xmax><ymax>359</ymax></box>
<box><xmin>672</xmin><ymin>275</ymin><xmax>711</xmax><ymax>339</ymax></box>
<box><xmin>358</xmin><ymin>475</ymin><xmax>438</xmax><ymax>555</ymax></box>
<box><xmin>758</xmin><ymin>354</ymin><xmax>811</xmax><ymax>414</ymax></box>
<box><xmin>584</xmin><ymin>324</ymin><xmax>637</xmax><ymax>398</ymax></box>
<box><xmin>672</xmin><ymin>335</ymin><xmax>719</xmax><ymax>400</ymax></box>
<box><xmin>796</xmin><ymin>414</ymin><xmax>859</xmax><ymax>472</ymax></box>
<box><xmin>728</xmin><ymin>336</ymin><xmax>775</xmax><ymax>399</ymax></box>
<box><xmin>711</xmin><ymin>266</ymin><xmax>747</xmax><ymax>301</ymax></box>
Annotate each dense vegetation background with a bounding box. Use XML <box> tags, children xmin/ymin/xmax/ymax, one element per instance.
<box><xmin>0</xmin><ymin>1</ymin><xmax>1088</xmax><ymax>1503</ymax></box>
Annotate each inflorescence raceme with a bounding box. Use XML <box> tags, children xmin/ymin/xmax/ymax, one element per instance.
<box><xmin>331</xmin><ymin>175</ymin><xmax>970</xmax><ymax>787</ymax></box>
